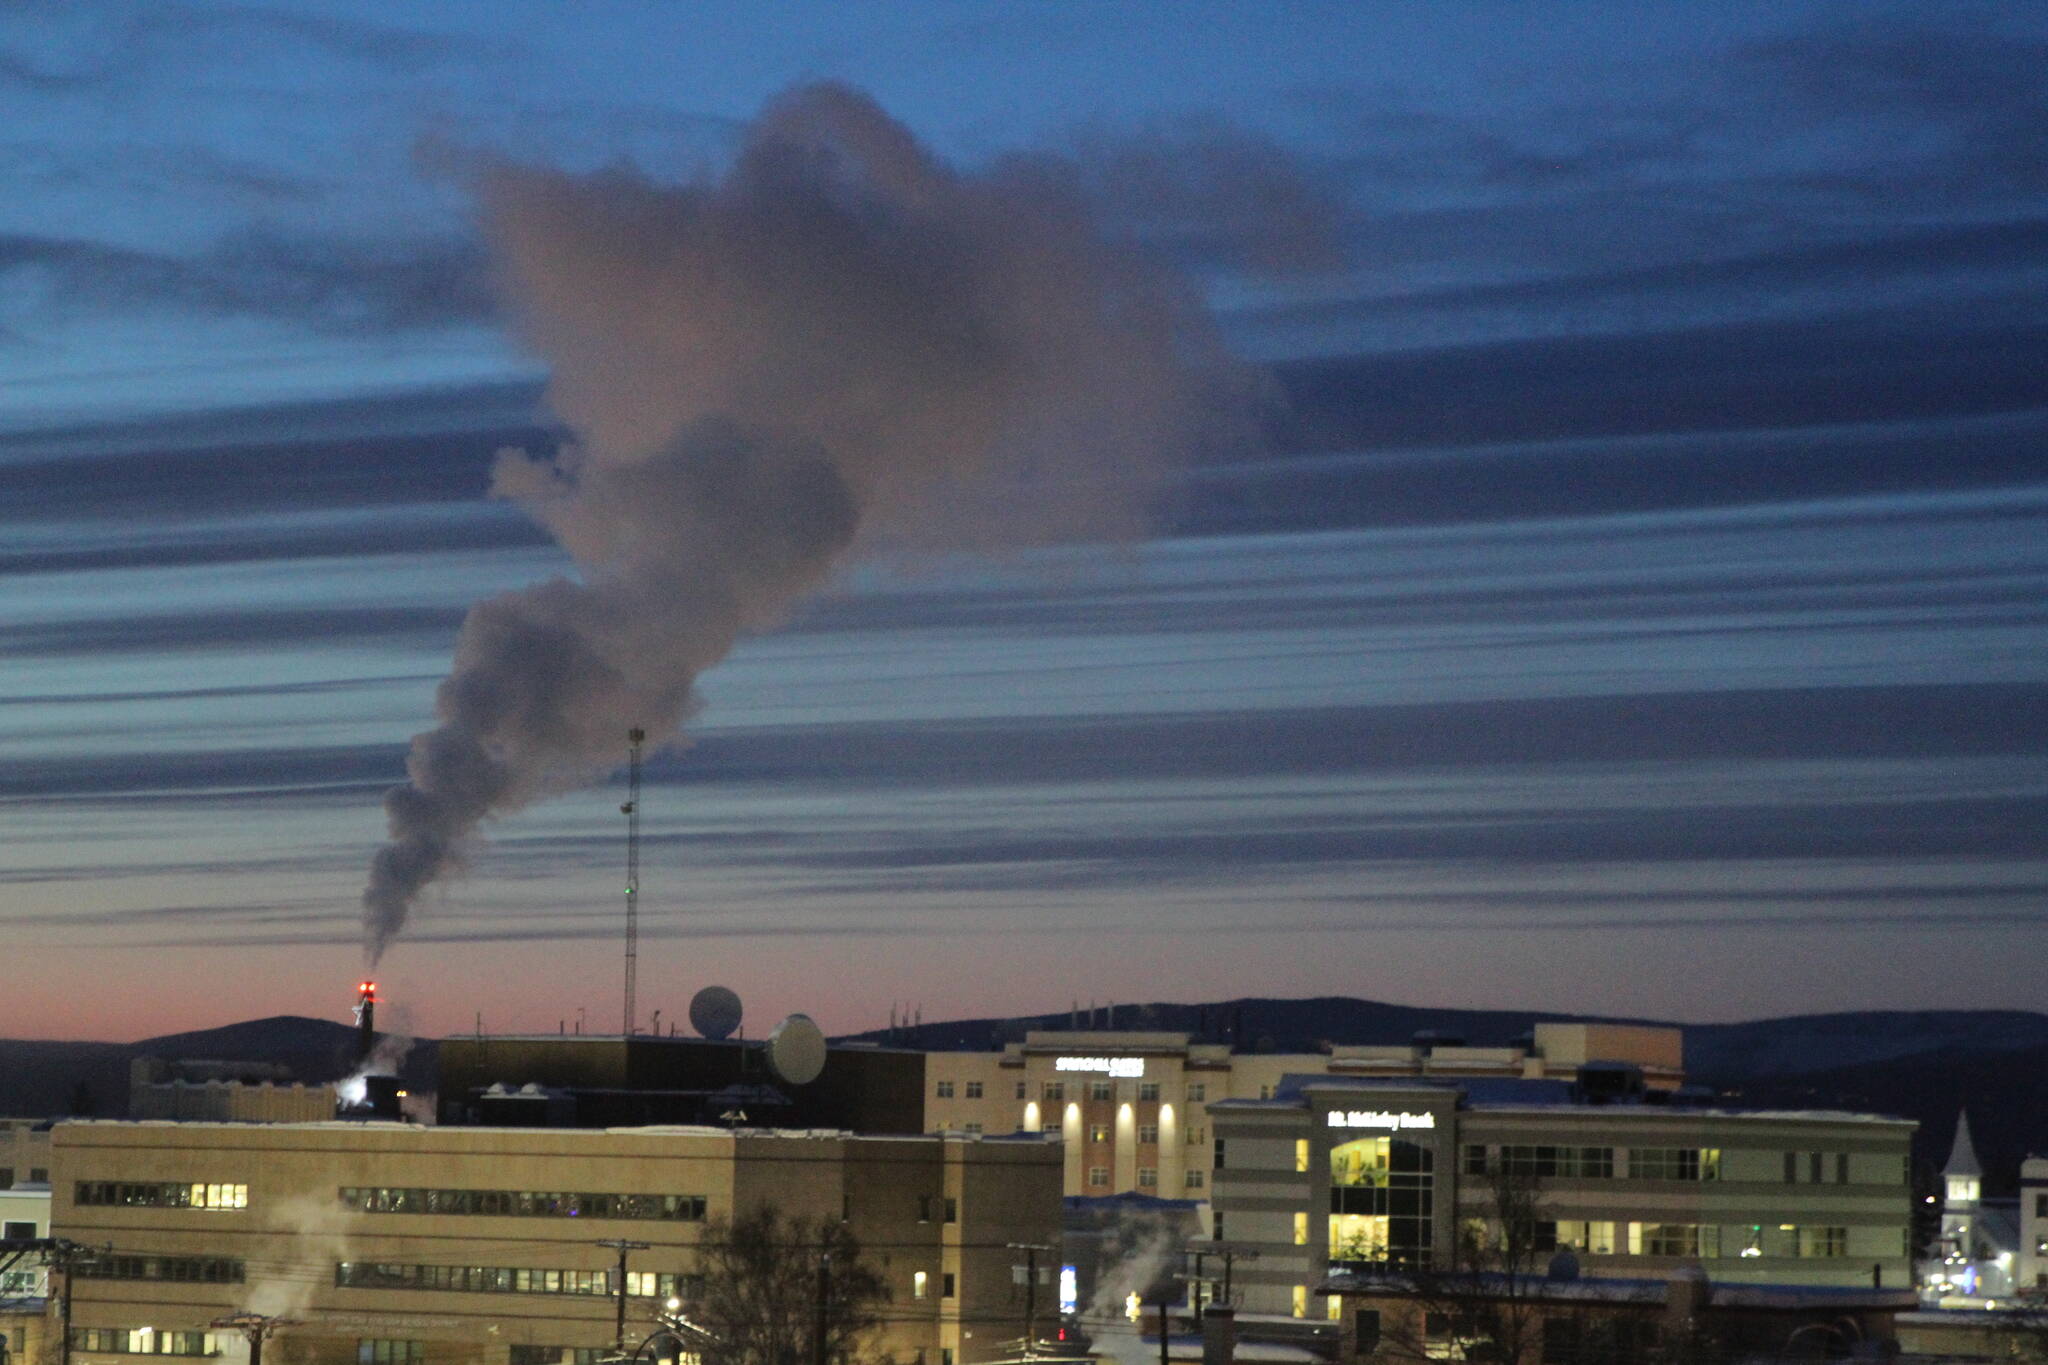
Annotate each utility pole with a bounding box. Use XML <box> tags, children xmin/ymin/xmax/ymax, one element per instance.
<box><xmin>1212</xmin><ymin>1245</ymin><xmax>1257</xmax><ymax>1307</ymax></box>
<box><xmin>599</xmin><ymin>1238</ymin><xmax>651</xmax><ymax>1353</ymax></box>
<box><xmin>1008</xmin><ymin>1241</ymin><xmax>1053</xmax><ymax>1352</ymax></box>
<box><xmin>210</xmin><ymin>1314</ymin><xmax>290</xmax><ymax>1365</ymax></box>
<box><xmin>51</xmin><ymin>1239</ymin><xmax>104</xmax><ymax>1365</ymax></box>
<box><xmin>622</xmin><ymin>726</ymin><xmax>644</xmax><ymax>1036</ymax></box>
<box><xmin>813</xmin><ymin>1251</ymin><xmax>833</xmax><ymax>1365</ymax></box>
<box><xmin>1182</xmin><ymin>1249</ymin><xmax>1211</xmax><ymax>1319</ymax></box>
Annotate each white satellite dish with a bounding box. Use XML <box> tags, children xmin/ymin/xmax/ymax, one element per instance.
<box><xmin>690</xmin><ymin>985</ymin><xmax>744</xmax><ymax>1041</ymax></box>
<box><xmin>765</xmin><ymin>1014</ymin><xmax>826</xmax><ymax>1087</ymax></box>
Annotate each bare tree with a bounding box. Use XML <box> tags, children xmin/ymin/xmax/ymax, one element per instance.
<box><xmin>690</xmin><ymin>1208</ymin><xmax>891</xmax><ymax>1365</ymax></box>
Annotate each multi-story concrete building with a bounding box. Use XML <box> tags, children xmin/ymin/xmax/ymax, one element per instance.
<box><xmin>919</xmin><ymin>1024</ymin><xmax>1686</xmax><ymax>1202</ymax></box>
<box><xmin>53</xmin><ymin>1120</ymin><xmax>1061</xmax><ymax>1365</ymax></box>
<box><xmin>1207</xmin><ymin>1075</ymin><xmax>1915</xmax><ymax>1319</ymax></box>
<box><xmin>0</xmin><ymin>1123</ymin><xmax>52</xmax><ymax>1192</ymax></box>
<box><xmin>128</xmin><ymin>1058</ymin><xmax>336</xmax><ymax>1124</ymax></box>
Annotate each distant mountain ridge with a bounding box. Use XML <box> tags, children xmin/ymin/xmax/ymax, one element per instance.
<box><xmin>832</xmin><ymin>996</ymin><xmax>2048</xmax><ymax>1081</ymax></box>
<box><xmin>0</xmin><ymin>1015</ymin><xmax>434</xmax><ymax>1121</ymax></box>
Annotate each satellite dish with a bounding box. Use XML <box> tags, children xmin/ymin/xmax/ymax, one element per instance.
<box><xmin>765</xmin><ymin>1014</ymin><xmax>826</xmax><ymax>1087</ymax></box>
<box><xmin>690</xmin><ymin>986</ymin><xmax>744</xmax><ymax>1041</ymax></box>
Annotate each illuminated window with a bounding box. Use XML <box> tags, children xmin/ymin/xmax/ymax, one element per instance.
<box><xmin>1291</xmin><ymin>1285</ymin><xmax>1307</xmax><ymax>1318</ymax></box>
<box><xmin>74</xmin><ymin>1182</ymin><xmax>247</xmax><ymax>1210</ymax></box>
<box><xmin>1089</xmin><ymin>1124</ymin><xmax>1109</xmax><ymax>1143</ymax></box>
<box><xmin>1294</xmin><ymin>1212</ymin><xmax>1309</xmax><ymax>1246</ymax></box>
<box><xmin>1295</xmin><ymin>1140</ymin><xmax>1309</xmax><ymax>1173</ymax></box>
<box><xmin>913</xmin><ymin>1271</ymin><xmax>929</xmax><ymax>1299</ymax></box>
<box><xmin>1186</xmin><ymin>1127</ymin><xmax>1205</xmax><ymax>1146</ymax></box>
<box><xmin>1552</xmin><ymin>1221</ymin><xmax>1616</xmax><ymax>1255</ymax></box>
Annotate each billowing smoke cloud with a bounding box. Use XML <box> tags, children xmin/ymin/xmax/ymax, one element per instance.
<box><xmin>363</xmin><ymin>83</ymin><xmax>1261</xmax><ymax>961</ymax></box>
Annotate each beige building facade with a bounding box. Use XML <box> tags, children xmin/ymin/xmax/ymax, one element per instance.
<box><xmin>52</xmin><ymin>1121</ymin><xmax>1061</xmax><ymax>1365</ymax></box>
<box><xmin>919</xmin><ymin>1024</ymin><xmax>1686</xmax><ymax>1201</ymax></box>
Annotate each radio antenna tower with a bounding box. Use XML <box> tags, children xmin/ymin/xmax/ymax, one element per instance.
<box><xmin>622</xmin><ymin>727</ymin><xmax>645</xmax><ymax>1036</ymax></box>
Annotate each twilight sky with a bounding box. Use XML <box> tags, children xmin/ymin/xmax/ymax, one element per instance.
<box><xmin>3</xmin><ymin>1</ymin><xmax>2046</xmax><ymax>1042</ymax></box>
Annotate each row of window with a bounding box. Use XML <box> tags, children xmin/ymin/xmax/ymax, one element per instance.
<box><xmin>70</xmin><ymin>1330</ymin><xmax>219</xmax><ymax>1357</ymax></box>
<box><xmin>335</xmin><ymin>1261</ymin><xmax>699</xmax><ymax>1299</ymax></box>
<box><xmin>1039</xmin><ymin>1082</ymin><xmax>1171</xmax><ymax>1103</ymax></box>
<box><xmin>0</xmin><ymin>1168</ymin><xmax>48</xmax><ymax>1189</ymax></box>
<box><xmin>1084</xmin><ymin>1167</ymin><xmax>1204</xmax><ymax>1190</ymax></box>
<box><xmin>1086</xmin><ymin>1124</ymin><xmax>1166</xmax><ymax>1144</ymax></box>
<box><xmin>338</xmin><ymin>1186</ymin><xmax>707</xmax><ymax>1221</ymax></box>
<box><xmin>510</xmin><ymin>1348</ymin><xmax>606</xmax><ymax>1365</ymax></box>
<box><xmin>75</xmin><ymin>1255</ymin><xmax>244</xmax><ymax>1284</ymax></box>
<box><xmin>1536</xmin><ymin>1221</ymin><xmax>1853</xmax><ymax>1259</ymax></box>
<box><xmin>935</xmin><ymin>1080</ymin><xmax>1213</xmax><ymax>1103</ymax></box>
<box><xmin>75</xmin><ymin>1183</ymin><xmax>247</xmax><ymax>1210</ymax></box>
<box><xmin>1460</xmin><ymin>1146</ymin><xmax>1895</xmax><ymax>1186</ymax></box>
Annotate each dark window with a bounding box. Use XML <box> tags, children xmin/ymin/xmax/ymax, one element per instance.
<box><xmin>1809</xmin><ymin>1151</ymin><xmax>1823</xmax><ymax>1183</ymax></box>
<box><xmin>1785</xmin><ymin>1151</ymin><xmax>1798</xmax><ymax>1183</ymax></box>
<box><xmin>943</xmin><ymin>1198</ymin><xmax>957</xmax><ymax>1224</ymax></box>
<box><xmin>1214</xmin><ymin>1139</ymin><xmax>1226</xmax><ymax>1169</ymax></box>
<box><xmin>358</xmin><ymin>1341</ymin><xmax>423</xmax><ymax>1365</ymax></box>
<box><xmin>1014</xmin><ymin>1082</ymin><xmax>1027</xmax><ymax>1100</ymax></box>
<box><xmin>1462</xmin><ymin>1145</ymin><xmax>1488</xmax><ymax>1175</ymax></box>
<box><xmin>1541</xmin><ymin>1317</ymin><xmax>1582</xmax><ymax>1365</ymax></box>
<box><xmin>26</xmin><ymin>1170</ymin><xmax>44</xmax><ymax>1185</ymax></box>
<box><xmin>942</xmin><ymin>1272</ymin><xmax>956</xmax><ymax>1298</ymax></box>
<box><xmin>1837</xmin><ymin>1152</ymin><xmax>1850</xmax><ymax>1184</ymax></box>
<box><xmin>2</xmin><ymin>1222</ymin><xmax>33</xmax><ymax>1240</ymax></box>
<box><xmin>1353</xmin><ymin>1310</ymin><xmax>1380</xmax><ymax>1355</ymax></box>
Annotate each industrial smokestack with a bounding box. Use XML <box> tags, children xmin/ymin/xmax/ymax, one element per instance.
<box><xmin>354</xmin><ymin>980</ymin><xmax>377</xmax><ymax>1065</ymax></box>
<box><xmin>338</xmin><ymin>982</ymin><xmax>404</xmax><ymax>1120</ymax></box>
<box><xmin>360</xmin><ymin>82</ymin><xmax>1257</xmax><ymax>962</ymax></box>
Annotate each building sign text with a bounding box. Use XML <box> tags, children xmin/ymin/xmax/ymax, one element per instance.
<box><xmin>1327</xmin><ymin>1109</ymin><xmax>1436</xmax><ymax>1131</ymax></box>
<box><xmin>1055</xmin><ymin>1056</ymin><xmax>1145</xmax><ymax>1078</ymax></box>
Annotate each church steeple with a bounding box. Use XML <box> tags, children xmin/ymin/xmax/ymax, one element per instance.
<box><xmin>1944</xmin><ymin>1109</ymin><xmax>1982</xmax><ymax>1197</ymax></box>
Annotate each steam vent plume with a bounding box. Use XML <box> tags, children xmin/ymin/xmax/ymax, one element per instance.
<box><xmin>362</xmin><ymin>81</ymin><xmax>1258</xmax><ymax>962</ymax></box>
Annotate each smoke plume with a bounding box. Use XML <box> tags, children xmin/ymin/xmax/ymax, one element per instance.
<box><xmin>364</xmin><ymin>83</ymin><xmax>1258</xmax><ymax>961</ymax></box>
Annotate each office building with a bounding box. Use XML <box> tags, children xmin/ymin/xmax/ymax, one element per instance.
<box><xmin>1207</xmin><ymin>1074</ymin><xmax>1915</xmax><ymax>1318</ymax></box>
<box><xmin>53</xmin><ymin>1119</ymin><xmax>1061</xmax><ymax>1365</ymax></box>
